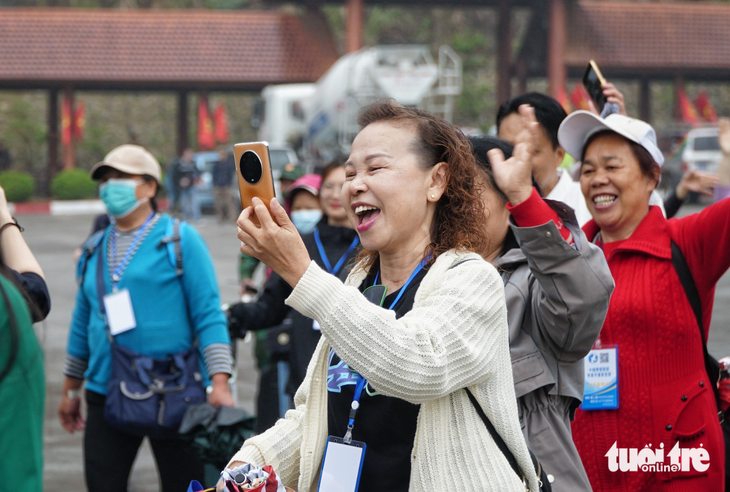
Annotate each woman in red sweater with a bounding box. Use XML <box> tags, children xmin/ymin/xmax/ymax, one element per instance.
<box><xmin>558</xmin><ymin>111</ymin><xmax>730</xmax><ymax>491</ymax></box>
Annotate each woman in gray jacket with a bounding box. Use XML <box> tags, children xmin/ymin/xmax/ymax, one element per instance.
<box><xmin>470</xmin><ymin>105</ymin><xmax>614</xmax><ymax>491</ymax></box>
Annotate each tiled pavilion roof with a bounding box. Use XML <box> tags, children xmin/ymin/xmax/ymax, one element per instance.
<box><xmin>0</xmin><ymin>8</ymin><xmax>338</xmax><ymax>90</ymax></box>
<box><xmin>565</xmin><ymin>1</ymin><xmax>730</xmax><ymax>78</ymax></box>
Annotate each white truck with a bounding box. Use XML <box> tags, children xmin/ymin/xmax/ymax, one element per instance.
<box><xmin>254</xmin><ymin>45</ymin><xmax>462</xmax><ymax>164</ymax></box>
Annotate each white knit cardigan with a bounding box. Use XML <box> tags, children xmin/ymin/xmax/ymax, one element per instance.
<box><xmin>230</xmin><ymin>249</ymin><xmax>539</xmax><ymax>492</ymax></box>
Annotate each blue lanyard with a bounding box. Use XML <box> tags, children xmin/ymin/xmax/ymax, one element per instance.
<box><xmin>110</xmin><ymin>212</ymin><xmax>155</xmax><ymax>290</ymax></box>
<box><xmin>373</xmin><ymin>262</ymin><xmax>424</xmax><ymax>310</ymax></box>
<box><xmin>343</xmin><ymin>260</ymin><xmax>424</xmax><ymax>442</ymax></box>
<box><xmin>313</xmin><ymin>228</ymin><xmax>359</xmax><ymax>275</ymax></box>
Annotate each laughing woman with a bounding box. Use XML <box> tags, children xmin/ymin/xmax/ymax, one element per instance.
<box><xmin>560</xmin><ymin>111</ymin><xmax>730</xmax><ymax>491</ymax></box>
<box><xmin>227</xmin><ymin>100</ymin><xmax>538</xmax><ymax>492</ymax></box>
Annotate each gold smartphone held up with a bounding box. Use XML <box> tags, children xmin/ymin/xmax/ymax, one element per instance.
<box><xmin>234</xmin><ymin>141</ymin><xmax>276</xmax><ymax>226</ymax></box>
<box><xmin>582</xmin><ymin>60</ymin><xmax>608</xmax><ymax>113</ymax></box>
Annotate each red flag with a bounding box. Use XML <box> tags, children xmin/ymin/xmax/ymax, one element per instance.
<box><xmin>198</xmin><ymin>99</ymin><xmax>215</xmax><ymax>150</ymax></box>
<box><xmin>73</xmin><ymin>100</ymin><xmax>85</xmax><ymax>140</ymax></box>
<box><xmin>677</xmin><ymin>87</ymin><xmax>700</xmax><ymax>125</ymax></box>
<box><xmin>694</xmin><ymin>91</ymin><xmax>718</xmax><ymax>122</ymax></box>
<box><xmin>556</xmin><ymin>86</ymin><xmax>572</xmax><ymax>114</ymax></box>
<box><xmin>213</xmin><ymin>103</ymin><xmax>229</xmax><ymax>144</ymax></box>
<box><xmin>570</xmin><ymin>83</ymin><xmax>592</xmax><ymax>112</ymax></box>
<box><xmin>61</xmin><ymin>96</ymin><xmax>73</xmax><ymax>146</ymax></box>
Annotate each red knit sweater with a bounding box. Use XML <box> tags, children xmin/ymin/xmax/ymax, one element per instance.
<box><xmin>572</xmin><ymin>200</ymin><xmax>730</xmax><ymax>491</ymax></box>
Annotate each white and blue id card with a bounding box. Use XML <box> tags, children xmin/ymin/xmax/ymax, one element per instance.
<box><xmin>103</xmin><ymin>289</ymin><xmax>137</xmax><ymax>336</ymax></box>
<box><xmin>582</xmin><ymin>345</ymin><xmax>619</xmax><ymax>410</ymax></box>
<box><xmin>317</xmin><ymin>436</ymin><xmax>366</xmax><ymax>492</ymax></box>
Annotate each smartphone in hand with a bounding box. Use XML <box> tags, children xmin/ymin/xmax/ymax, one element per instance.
<box><xmin>582</xmin><ymin>60</ymin><xmax>608</xmax><ymax>114</ymax></box>
<box><xmin>234</xmin><ymin>142</ymin><xmax>276</xmax><ymax>226</ymax></box>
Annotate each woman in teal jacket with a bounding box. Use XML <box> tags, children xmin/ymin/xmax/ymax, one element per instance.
<box><xmin>58</xmin><ymin>145</ymin><xmax>233</xmax><ymax>492</ymax></box>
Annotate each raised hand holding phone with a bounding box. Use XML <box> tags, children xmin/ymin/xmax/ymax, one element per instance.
<box><xmin>235</xmin><ymin>142</ymin><xmax>277</xmax><ymax>226</ymax></box>
<box><xmin>582</xmin><ymin>60</ymin><xmax>607</xmax><ymax>113</ymax></box>
<box><xmin>236</xmin><ymin>197</ymin><xmax>311</xmax><ymax>288</ymax></box>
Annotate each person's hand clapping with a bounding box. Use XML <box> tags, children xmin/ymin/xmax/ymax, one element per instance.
<box><xmin>488</xmin><ymin>104</ymin><xmax>540</xmax><ymax>206</ymax></box>
<box><xmin>237</xmin><ymin>197</ymin><xmax>312</xmax><ymax>288</ymax></box>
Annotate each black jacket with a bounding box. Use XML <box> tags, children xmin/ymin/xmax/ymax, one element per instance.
<box><xmin>229</xmin><ymin>219</ymin><xmax>359</xmax><ymax>393</ymax></box>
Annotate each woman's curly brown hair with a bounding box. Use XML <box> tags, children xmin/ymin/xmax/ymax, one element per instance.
<box><xmin>353</xmin><ymin>99</ymin><xmax>487</xmax><ymax>271</ymax></box>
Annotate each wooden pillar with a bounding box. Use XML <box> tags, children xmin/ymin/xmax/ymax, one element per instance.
<box><xmin>62</xmin><ymin>87</ymin><xmax>76</xmax><ymax>170</ymax></box>
<box><xmin>548</xmin><ymin>0</ymin><xmax>567</xmax><ymax>100</ymax></box>
<box><xmin>345</xmin><ymin>0</ymin><xmax>364</xmax><ymax>53</ymax></box>
<box><xmin>47</xmin><ymin>88</ymin><xmax>59</xmax><ymax>193</ymax></box>
<box><xmin>639</xmin><ymin>78</ymin><xmax>651</xmax><ymax>123</ymax></box>
<box><xmin>496</xmin><ymin>0</ymin><xmax>512</xmax><ymax>105</ymax></box>
<box><xmin>177</xmin><ymin>91</ymin><xmax>188</xmax><ymax>156</ymax></box>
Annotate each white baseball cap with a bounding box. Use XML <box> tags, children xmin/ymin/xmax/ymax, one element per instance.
<box><xmin>90</xmin><ymin>144</ymin><xmax>162</xmax><ymax>182</ymax></box>
<box><xmin>558</xmin><ymin>110</ymin><xmax>664</xmax><ymax>167</ymax></box>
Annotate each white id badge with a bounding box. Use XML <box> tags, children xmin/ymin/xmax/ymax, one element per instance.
<box><xmin>103</xmin><ymin>289</ymin><xmax>137</xmax><ymax>336</ymax></box>
<box><xmin>582</xmin><ymin>345</ymin><xmax>619</xmax><ymax>410</ymax></box>
<box><xmin>317</xmin><ymin>436</ymin><xmax>366</xmax><ymax>492</ymax></box>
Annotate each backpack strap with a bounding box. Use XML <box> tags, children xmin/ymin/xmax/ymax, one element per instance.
<box><xmin>159</xmin><ymin>218</ymin><xmax>183</xmax><ymax>277</ymax></box>
<box><xmin>77</xmin><ymin>229</ymin><xmax>106</xmax><ymax>285</ymax></box>
<box><xmin>670</xmin><ymin>240</ymin><xmax>723</xmax><ymax>417</ymax></box>
<box><xmin>465</xmin><ymin>388</ymin><xmax>522</xmax><ymax>478</ymax></box>
<box><xmin>670</xmin><ymin>241</ymin><xmax>704</xmax><ymax>332</ymax></box>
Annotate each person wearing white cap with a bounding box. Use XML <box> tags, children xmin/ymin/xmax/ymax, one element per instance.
<box><xmin>59</xmin><ymin>144</ymin><xmax>235</xmax><ymax>492</ymax></box>
<box><xmin>558</xmin><ymin>111</ymin><xmax>730</xmax><ymax>491</ymax></box>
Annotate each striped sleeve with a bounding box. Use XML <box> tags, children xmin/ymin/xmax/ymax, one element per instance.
<box><xmin>63</xmin><ymin>354</ymin><xmax>88</xmax><ymax>380</ymax></box>
<box><xmin>203</xmin><ymin>342</ymin><xmax>233</xmax><ymax>377</ymax></box>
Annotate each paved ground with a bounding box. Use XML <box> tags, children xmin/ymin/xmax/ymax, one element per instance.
<box><xmin>29</xmin><ymin>213</ymin><xmax>257</xmax><ymax>491</ymax></box>
<box><xmin>23</xmin><ymin>204</ymin><xmax>730</xmax><ymax>491</ymax></box>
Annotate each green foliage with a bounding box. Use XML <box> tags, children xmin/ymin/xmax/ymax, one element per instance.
<box><xmin>0</xmin><ymin>171</ymin><xmax>35</xmax><ymax>202</ymax></box>
<box><xmin>458</xmin><ymin>80</ymin><xmax>494</xmax><ymax>129</ymax></box>
<box><xmin>365</xmin><ymin>7</ymin><xmax>433</xmax><ymax>45</ymax></box>
<box><xmin>3</xmin><ymin>98</ymin><xmax>46</xmax><ymax>173</ymax></box>
<box><xmin>79</xmin><ymin>124</ymin><xmax>109</xmax><ymax>167</ymax></box>
<box><xmin>451</xmin><ymin>31</ymin><xmax>487</xmax><ymax>54</ymax></box>
<box><xmin>204</xmin><ymin>0</ymin><xmax>246</xmax><ymax>9</ymax></box>
<box><xmin>51</xmin><ymin>169</ymin><xmax>97</xmax><ymax>200</ymax></box>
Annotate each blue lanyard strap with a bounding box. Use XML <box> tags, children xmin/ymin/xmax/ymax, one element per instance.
<box><xmin>313</xmin><ymin>228</ymin><xmax>360</xmax><ymax>275</ymax></box>
<box><xmin>342</xmin><ymin>260</ymin><xmax>424</xmax><ymax>443</ymax></box>
<box><xmin>373</xmin><ymin>262</ymin><xmax>424</xmax><ymax>310</ymax></box>
<box><xmin>110</xmin><ymin>212</ymin><xmax>155</xmax><ymax>290</ymax></box>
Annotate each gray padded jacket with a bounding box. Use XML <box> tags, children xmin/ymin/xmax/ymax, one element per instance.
<box><xmin>495</xmin><ymin>199</ymin><xmax>614</xmax><ymax>492</ymax></box>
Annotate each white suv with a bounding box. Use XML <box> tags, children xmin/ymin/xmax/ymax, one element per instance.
<box><xmin>682</xmin><ymin>127</ymin><xmax>722</xmax><ymax>174</ymax></box>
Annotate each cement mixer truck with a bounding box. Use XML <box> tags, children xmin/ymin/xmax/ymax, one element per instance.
<box><xmin>254</xmin><ymin>45</ymin><xmax>462</xmax><ymax>164</ymax></box>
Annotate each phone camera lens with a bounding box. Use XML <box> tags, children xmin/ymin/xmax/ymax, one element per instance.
<box><xmin>240</xmin><ymin>151</ymin><xmax>263</xmax><ymax>184</ymax></box>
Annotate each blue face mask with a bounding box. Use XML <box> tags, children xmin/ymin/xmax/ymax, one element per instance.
<box><xmin>99</xmin><ymin>179</ymin><xmax>148</xmax><ymax>218</ymax></box>
<box><xmin>290</xmin><ymin>209</ymin><xmax>323</xmax><ymax>234</ymax></box>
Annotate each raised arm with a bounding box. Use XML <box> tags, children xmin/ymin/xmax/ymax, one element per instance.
<box><xmin>0</xmin><ymin>185</ymin><xmax>43</xmax><ymax>279</ymax></box>
<box><xmin>508</xmin><ymin>194</ymin><xmax>614</xmax><ymax>361</ymax></box>
<box><xmin>671</xmin><ymin>195</ymin><xmax>730</xmax><ymax>298</ymax></box>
